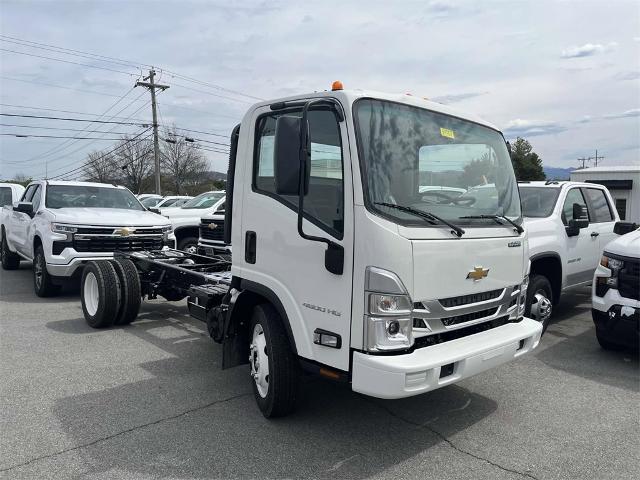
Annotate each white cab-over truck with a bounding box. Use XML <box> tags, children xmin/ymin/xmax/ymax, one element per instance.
<box><xmin>0</xmin><ymin>180</ymin><xmax>173</xmax><ymax>297</ymax></box>
<box><xmin>158</xmin><ymin>191</ymin><xmax>225</xmax><ymax>253</ymax></box>
<box><xmin>79</xmin><ymin>86</ymin><xmax>542</xmax><ymax>417</ymax></box>
<box><xmin>519</xmin><ymin>181</ymin><xmax>623</xmax><ymax>330</ymax></box>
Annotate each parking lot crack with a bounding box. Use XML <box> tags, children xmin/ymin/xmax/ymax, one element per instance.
<box><xmin>0</xmin><ymin>391</ymin><xmax>252</xmax><ymax>474</ymax></box>
<box><xmin>363</xmin><ymin>398</ymin><xmax>539</xmax><ymax>480</ymax></box>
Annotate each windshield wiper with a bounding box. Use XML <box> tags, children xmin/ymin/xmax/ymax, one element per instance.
<box><xmin>459</xmin><ymin>214</ymin><xmax>524</xmax><ymax>234</ymax></box>
<box><xmin>376</xmin><ymin>202</ymin><xmax>465</xmax><ymax>237</ymax></box>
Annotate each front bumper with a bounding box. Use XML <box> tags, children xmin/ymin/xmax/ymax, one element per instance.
<box><xmin>352</xmin><ymin>317</ymin><xmax>542</xmax><ymax>399</ymax></box>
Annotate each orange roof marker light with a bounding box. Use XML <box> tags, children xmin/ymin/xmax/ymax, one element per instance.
<box><xmin>331</xmin><ymin>80</ymin><xmax>344</xmax><ymax>91</ymax></box>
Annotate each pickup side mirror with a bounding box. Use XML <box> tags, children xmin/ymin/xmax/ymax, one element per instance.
<box><xmin>613</xmin><ymin>221</ymin><xmax>637</xmax><ymax>235</ymax></box>
<box><xmin>13</xmin><ymin>202</ymin><xmax>33</xmax><ymax>216</ymax></box>
<box><xmin>566</xmin><ymin>203</ymin><xmax>588</xmax><ymax>237</ymax></box>
<box><xmin>274</xmin><ymin>115</ymin><xmax>309</xmax><ymax>196</ymax></box>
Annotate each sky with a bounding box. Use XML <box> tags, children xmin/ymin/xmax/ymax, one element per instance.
<box><xmin>0</xmin><ymin>0</ymin><xmax>639</xmax><ymax>180</ymax></box>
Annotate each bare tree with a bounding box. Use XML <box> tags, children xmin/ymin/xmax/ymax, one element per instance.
<box><xmin>161</xmin><ymin>126</ymin><xmax>209</xmax><ymax>195</ymax></box>
<box><xmin>82</xmin><ymin>150</ymin><xmax>119</xmax><ymax>184</ymax></box>
<box><xmin>11</xmin><ymin>173</ymin><xmax>33</xmax><ymax>186</ymax></box>
<box><xmin>116</xmin><ymin>136</ymin><xmax>154</xmax><ymax>194</ymax></box>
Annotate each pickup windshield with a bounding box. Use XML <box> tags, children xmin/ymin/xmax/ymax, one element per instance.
<box><xmin>180</xmin><ymin>191</ymin><xmax>224</xmax><ymax>209</ymax></box>
<box><xmin>519</xmin><ymin>187</ymin><xmax>561</xmax><ymax>218</ymax></box>
<box><xmin>354</xmin><ymin>99</ymin><xmax>521</xmax><ymax>227</ymax></box>
<box><xmin>45</xmin><ymin>185</ymin><xmax>144</xmax><ymax>210</ymax></box>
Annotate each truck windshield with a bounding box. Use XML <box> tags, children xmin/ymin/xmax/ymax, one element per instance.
<box><xmin>354</xmin><ymin>99</ymin><xmax>521</xmax><ymax>227</ymax></box>
<box><xmin>180</xmin><ymin>191</ymin><xmax>224</xmax><ymax>209</ymax></box>
<box><xmin>519</xmin><ymin>187</ymin><xmax>561</xmax><ymax>217</ymax></box>
<box><xmin>45</xmin><ymin>185</ymin><xmax>144</xmax><ymax>210</ymax></box>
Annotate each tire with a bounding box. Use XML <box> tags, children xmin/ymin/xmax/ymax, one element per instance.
<box><xmin>81</xmin><ymin>261</ymin><xmax>121</xmax><ymax>328</ymax></box>
<box><xmin>177</xmin><ymin>236</ymin><xmax>198</xmax><ymax>254</ymax></box>
<box><xmin>33</xmin><ymin>245</ymin><xmax>59</xmax><ymax>297</ymax></box>
<box><xmin>249</xmin><ymin>304</ymin><xmax>299</xmax><ymax>418</ymax></box>
<box><xmin>110</xmin><ymin>259</ymin><xmax>141</xmax><ymax>326</ymax></box>
<box><xmin>1</xmin><ymin>232</ymin><xmax>20</xmax><ymax>270</ymax></box>
<box><xmin>595</xmin><ymin>329</ymin><xmax>624</xmax><ymax>351</ymax></box>
<box><xmin>525</xmin><ymin>274</ymin><xmax>553</xmax><ymax>333</ymax></box>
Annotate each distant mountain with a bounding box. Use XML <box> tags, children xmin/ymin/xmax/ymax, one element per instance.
<box><xmin>544</xmin><ymin>166</ymin><xmax>574</xmax><ymax>180</ymax></box>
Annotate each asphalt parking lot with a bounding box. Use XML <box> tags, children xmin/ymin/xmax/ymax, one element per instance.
<box><xmin>1</xmin><ymin>263</ymin><xmax>638</xmax><ymax>480</ymax></box>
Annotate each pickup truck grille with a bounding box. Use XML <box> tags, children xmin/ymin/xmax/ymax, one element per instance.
<box><xmin>72</xmin><ymin>226</ymin><xmax>164</xmax><ymax>253</ymax></box>
<box><xmin>438</xmin><ymin>289</ymin><xmax>503</xmax><ymax>308</ymax></box>
<box><xmin>619</xmin><ymin>259</ymin><xmax>640</xmax><ymax>301</ymax></box>
<box><xmin>200</xmin><ymin>219</ymin><xmax>224</xmax><ymax>242</ymax></box>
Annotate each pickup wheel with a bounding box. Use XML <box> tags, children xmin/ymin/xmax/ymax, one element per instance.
<box><xmin>33</xmin><ymin>245</ymin><xmax>59</xmax><ymax>297</ymax></box>
<box><xmin>1</xmin><ymin>234</ymin><xmax>20</xmax><ymax>270</ymax></box>
<box><xmin>177</xmin><ymin>236</ymin><xmax>198</xmax><ymax>254</ymax></box>
<box><xmin>81</xmin><ymin>261</ymin><xmax>121</xmax><ymax>328</ymax></box>
<box><xmin>525</xmin><ymin>274</ymin><xmax>553</xmax><ymax>333</ymax></box>
<box><xmin>110</xmin><ymin>259</ymin><xmax>141</xmax><ymax>326</ymax></box>
<box><xmin>249</xmin><ymin>304</ymin><xmax>299</xmax><ymax>418</ymax></box>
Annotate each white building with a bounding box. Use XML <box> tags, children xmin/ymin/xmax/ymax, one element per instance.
<box><xmin>570</xmin><ymin>166</ymin><xmax>640</xmax><ymax>223</ymax></box>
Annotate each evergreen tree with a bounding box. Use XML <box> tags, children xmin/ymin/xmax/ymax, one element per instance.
<box><xmin>510</xmin><ymin>137</ymin><xmax>545</xmax><ymax>181</ymax></box>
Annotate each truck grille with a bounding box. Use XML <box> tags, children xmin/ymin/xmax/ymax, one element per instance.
<box><xmin>438</xmin><ymin>289</ymin><xmax>503</xmax><ymax>308</ymax></box>
<box><xmin>75</xmin><ymin>226</ymin><xmax>164</xmax><ymax>235</ymax></box>
<box><xmin>619</xmin><ymin>259</ymin><xmax>640</xmax><ymax>301</ymax></box>
<box><xmin>440</xmin><ymin>307</ymin><xmax>499</xmax><ymax>326</ymax></box>
<box><xmin>200</xmin><ymin>219</ymin><xmax>224</xmax><ymax>242</ymax></box>
<box><xmin>72</xmin><ymin>226</ymin><xmax>164</xmax><ymax>253</ymax></box>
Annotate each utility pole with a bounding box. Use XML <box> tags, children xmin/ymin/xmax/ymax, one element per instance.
<box><xmin>592</xmin><ymin>149</ymin><xmax>604</xmax><ymax>167</ymax></box>
<box><xmin>577</xmin><ymin>157</ymin><xmax>588</xmax><ymax>169</ymax></box>
<box><xmin>135</xmin><ymin>68</ymin><xmax>169</xmax><ymax>195</ymax></box>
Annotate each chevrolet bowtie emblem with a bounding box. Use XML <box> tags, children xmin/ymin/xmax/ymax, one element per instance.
<box><xmin>115</xmin><ymin>227</ymin><xmax>133</xmax><ymax>237</ymax></box>
<box><xmin>467</xmin><ymin>266</ymin><xmax>489</xmax><ymax>281</ymax></box>
<box><xmin>208</xmin><ymin>223</ymin><xmax>217</xmax><ymax>230</ymax></box>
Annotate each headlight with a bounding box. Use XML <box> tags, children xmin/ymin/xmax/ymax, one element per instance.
<box><xmin>51</xmin><ymin>223</ymin><xmax>77</xmax><ymax>234</ymax></box>
<box><xmin>364</xmin><ymin>267</ymin><xmax>414</xmax><ymax>352</ymax></box>
<box><xmin>600</xmin><ymin>255</ymin><xmax>624</xmax><ymax>288</ymax></box>
<box><xmin>517</xmin><ymin>274</ymin><xmax>529</xmax><ymax>318</ymax></box>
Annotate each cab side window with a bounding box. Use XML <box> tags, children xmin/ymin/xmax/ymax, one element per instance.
<box><xmin>31</xmin><ymin>185</ymin><xmax>42</xmax><ymax>211</ymax></box>
<box><xmin>21</xmin><ymin>185</ymin><xmax>37</xmax><ymax>203</ymax></box>
<box><xmin>583</xmin><ymin>188</ymin><xmax>613</xmax><ymax>223</ymax></box>
<box><xmin>562</xmin><ymin>188</ymin><xmax>588</xmax><ymax>225</ymax></box>
<box><xmin>253</xmin><ymin>108</ymin><xmax>344</xmax><ymax>239</ymax></box>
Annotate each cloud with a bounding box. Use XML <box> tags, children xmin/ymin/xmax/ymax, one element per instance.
<box><xmin>561</xmin><ymin>42</ymin><xmax>618</xmax><ymax>58</ymax></box>
<box><xmin>502</xmin><ymin>119</ymin><xmax>567</xmax><ymax>138</ymax></box>
<box><xmin>603</xmin><ymin>109</ymin><xmax>640</xmax><ymax>119</ymax></box>
<box><xmin>431</xmin><ymin>91</ymin><xmax>487</xmax><ymax>104</ymax></box>
<box><xmin>614</xmin><ymin>71</ymin><xmax>640</xmax><ymax>81</ymax></box>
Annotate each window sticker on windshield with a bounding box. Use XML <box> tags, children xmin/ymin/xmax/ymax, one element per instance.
<box><xmin>440</xmin><ymin>127</ymin><xmax>455</xmax><ymax>139</ymax></box>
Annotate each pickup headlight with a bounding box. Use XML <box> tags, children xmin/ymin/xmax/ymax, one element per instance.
<box><xmin>364</xmin><ymin>267</ymin><xmax>414</xmax><ymax>352</ymax></box>
<box><xmin>51</xmin><ymin>223</ymin><xmax>77</xmax><ymax>234</ymax></box>
<box><xmin>599</xmin><ymin>255</ymin><xmax>624</xmax><ymax>288</ymax></box>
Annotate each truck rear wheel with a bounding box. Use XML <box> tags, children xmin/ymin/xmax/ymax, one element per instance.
<box><xmin>81</xmin><ymin>261</ymin><xmax>121</xmax><ymax>329</ymax></box>
<box><xmin>177</xmin><ymin>236</ymin><xmax>198</xmax><ymax>254</ymax></box>
<box><xmin>249</xmin><ymin>304</ymin><xmax>299</xmax><ymax>418</ymax></box>
<box><xmin>110</xmin><ymin>259</ymin><xmax>141</xmax><ymax>325</ymax></box>
<box><xmin>525</xmin><ymin>274</ymin><xmax>553</xmax><ymax>333</ymax></box>
<box><xmin>33</xmin><ymin>245</ymin><xmax>59</xmax><ymax>297</ymax></box>
<box><xmin>1</xmin><ymin>234</ymin><xmax>20</xmax><ymax>270</ymax></box>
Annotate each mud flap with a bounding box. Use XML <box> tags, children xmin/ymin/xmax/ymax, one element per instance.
<box><xmin>222</xmin><ymin>288</ymin><xmax>251</xmax><ymax>369</ymax></box>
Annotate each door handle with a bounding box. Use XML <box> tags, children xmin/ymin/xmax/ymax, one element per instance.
<box><xmin>590</xmin><ymin>232</ymin><xmax>599</xmax><ymax>238</ymax></box>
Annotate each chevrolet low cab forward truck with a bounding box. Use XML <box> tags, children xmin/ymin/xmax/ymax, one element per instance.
<box><xmin>79</xmin><ymin>86</ymin><xmax>542</xmax><ymax>417</ymax></box>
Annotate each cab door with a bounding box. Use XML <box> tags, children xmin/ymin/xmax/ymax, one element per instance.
<box><xmin>561</xmin><ymin>187</ymin><xmax>598</xmax><ymax>286</ymax></box>
<box><xmin>9</xmin><ymin>184</ymin><xmax>37</xmax><ymax>255</ymax></box>
<box><xmin>238</xmin><ymin>103</ymin><xmax>354</xmax><ymax>371</ymax></box>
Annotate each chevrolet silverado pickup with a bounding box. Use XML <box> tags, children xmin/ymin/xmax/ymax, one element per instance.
<box><xmin>0</xmin><ymin>180</ymin><xmax>174</xmax><ymax>297</ymax></box>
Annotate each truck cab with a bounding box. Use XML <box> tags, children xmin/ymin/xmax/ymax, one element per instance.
<box><xmin>225</xmin><ymin>87</ymin><xmax>541</xmax><ymax>403</ymax></box>
<box><xmin>519</xmin><ymin>181</ymin><xmax>619</xmax><ymax>330</ymax></box>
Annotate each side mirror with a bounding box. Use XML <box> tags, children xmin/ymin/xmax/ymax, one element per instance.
<box><xmin>571</xmin><ymin>203</ymin><xmax>589</xmax><ymax>228</ymax></box>
<box><xmin>274</xmin><ymin>115</ymin><xmax>309</xmax><ymax>196</ymax></box>
<box><xmin>613</xmin><ymin>221</ymin><xmax>637</xmax><ymax>236</ymax></box>
<box><xmin>506</xmin><ymin>141</ymin><xmax>513</xmax><ymax>160</ymax></box>
<box><xmin>13</xmin><ymin>202</ymin><xmax>33</xmax><ymax>216</ymax></box>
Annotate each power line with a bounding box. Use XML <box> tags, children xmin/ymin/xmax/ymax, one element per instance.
<box><xmin>0</xmin><ymin>75</ymin><xmax>140</xmax><ymax>98</ymax></box>
<box><xmin>0</xmin><ymin>103</ymin><xmax>147</xmax><ymax>122</ymax></box>
<box><xmin>1</xmin><ymin>133</ymin><xmax>131</xmax><ymax>140</ymax></box>
<box><xmin>0</xmin><ymin>113</ymin><xmax>147</xmax><ymax>126</ymax></box>
<box><xmin>0</xmin><ymin>48</ymin><xmax>140</xmax><ymax>77</ymax></box>
<box><xmin>163</xmin><ymin>125</ymin><xmax>230</xmax><ymax>139</ymax></box>
<box><xmin>169</xmin><ymin>81</ymin><xmax>253</xmax><ymax>104</ymax></box>
<box><xmin>163</xmin><ymin>70</ymin><xmax>263</xmax><ymax>101</ymax></box>
<box><xmin>0</xmin><ymin>123</ymin><xmax>132</xmax><ymax>135</ymax></box>
<box><xmin>0</xmin><ymin>35</ymin><xmax>149</xmax><ymax>69</ymax></box>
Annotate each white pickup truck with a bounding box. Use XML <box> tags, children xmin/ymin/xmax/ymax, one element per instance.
<box><xmin>197</xmin><ymin>210</ymin><xmax>230</xmax><ymax>256</ymax></box>
<box><xmin>158</xmin><ymin>191</ymin><xmax>225</xmax><ymax>253</ymax></box>
<box><xmin>519</xmin><ymin>181</ymin><xmax>620</xmax><ymax>330</ymax></box>
<box><xmin>0</xmin><ymin>180</ymin><xmax>173</xmax><ymax>297</ymax></box>
<box><xmin>1</xmin><ymin>183</ymin><xmax>26</xmax><ymax>208</ymax></box>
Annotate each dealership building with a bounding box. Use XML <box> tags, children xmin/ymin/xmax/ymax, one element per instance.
<box><xmin>570</xmin><ymin>165</ymin><xmax>640</xmax><ymax>223</ymax></box>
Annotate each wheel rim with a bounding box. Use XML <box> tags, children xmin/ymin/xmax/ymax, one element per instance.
<box><xmin>84</xmin><ymin>272</ymin><xmax>99</xmax><ymax>316</ymax></box>
<box><xmin>184</xmin><ymin>244</ymin><xmax>197</xmax><ymax>254</ymax></box>
<box><xmin>34</xmin><ymin>253</ymin><xmax>43</xmax><ymax>289</ymax></box>
<box><xmin>249</xmin><ymin>324</ymin><xmax>269</xmax><ymax>398</ymax></box>
<box><xmin>530</xmin><ymin>290</ymin><xmax>552</xmax><ymax>323</ymax></box>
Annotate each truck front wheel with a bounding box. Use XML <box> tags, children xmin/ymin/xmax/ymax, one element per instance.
<box><xmin>33</xmin><ymin>245</ymin><xmax>59</xmax><ymax>297</ymax></box>
<box><xmin>249</xmin><ymin>304</ymin><xmax>299</xmax><ymax>418</ymax></box>
<box><xmin>177</xmin><ymin>236</ymin><xmax>198</xmax><ymax>254</ymax></box>
<box><xmin>525</xmin><ymin>274</ymin><xmax>553</xmax><ymax>333</ymax></box>
<box><xmin>81</xmin><ymin>261</ymin><xmax>121</xmax><ymax>328</ymax></box>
